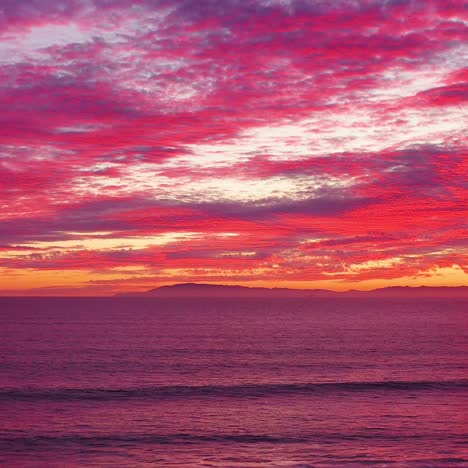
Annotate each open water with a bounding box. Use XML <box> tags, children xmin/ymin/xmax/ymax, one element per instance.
<box><xmin>0</xmin><ymin>297</ymin><xmax>466</xmax><ymax>467</ymax></box>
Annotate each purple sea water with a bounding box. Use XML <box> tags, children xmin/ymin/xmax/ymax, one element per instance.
<box><xmin>0</xmin><ymin>297</ymin><xmax>467</xmax><ymax>467</ymax></box>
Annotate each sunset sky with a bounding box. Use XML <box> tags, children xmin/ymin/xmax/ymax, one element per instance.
<box><xmin>0</xmin><ymin>0</ymin><xmax>467</xmax><ymax>295</ymax></box>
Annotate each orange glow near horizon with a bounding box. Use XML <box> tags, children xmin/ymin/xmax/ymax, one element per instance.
<box><xmin>1</xmin><ymin>265</ymin><xmax>466</xmax><ymax>296</ymax></box>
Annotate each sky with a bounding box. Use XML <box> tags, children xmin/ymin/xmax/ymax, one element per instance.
<box><xmin>0</xmin><ymin>0</ymin><xmax>467</xmax><ymax>295</ymax></box>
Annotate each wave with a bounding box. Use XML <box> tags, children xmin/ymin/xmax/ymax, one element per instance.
<box><xmin>2</xmin><ymin>432</ymin><xmax>467</xmax><ymax>451</ymax></box>
<box><xmin>1</xmin><ymin>379</ymin><xmax>467</xmax><ymax>402</ymax></box>
<box><xmin>0</xmin><ymin>433</ymin><xmax>308</xmax><ymax>447</ymax></box>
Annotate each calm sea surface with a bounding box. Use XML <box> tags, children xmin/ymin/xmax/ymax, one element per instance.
<box><xmin>0</xmin><ymin>297</ymin><xmax>466</xmax><ymax>467</ymax></box>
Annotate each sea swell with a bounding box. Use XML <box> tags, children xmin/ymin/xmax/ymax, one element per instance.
<box><xmin>1</xmin><ymin>431</ymin><xmax>467</xmax><ymax>451</ymax></box>
<box><xmin>1</xmin><ymin>379</ymin><xmax>467</xmax><ymax>402</ymax></box>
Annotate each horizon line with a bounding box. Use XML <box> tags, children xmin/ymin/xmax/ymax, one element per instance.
<box><xmin>1</xmin><ymin>282</ymin><xmax>467</xmax><ymax>298</ymax></box>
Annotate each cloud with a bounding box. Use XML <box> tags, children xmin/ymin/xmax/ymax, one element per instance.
<box><xmin>0</xmin><ymin>0</ymin><xmax>467</xmax><ymax>292</ymax></box>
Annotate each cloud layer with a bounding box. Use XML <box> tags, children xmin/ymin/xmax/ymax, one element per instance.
<box><xmin>1</xmin><ymin>0</ymin><xmax>467</xmax><ymax>294</ymax></box>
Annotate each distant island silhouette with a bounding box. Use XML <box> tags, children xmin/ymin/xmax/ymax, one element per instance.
<box><xmin>117</xmin><ymin>283</ymin><xmax>468</xmax><ymax>298</ymax></box>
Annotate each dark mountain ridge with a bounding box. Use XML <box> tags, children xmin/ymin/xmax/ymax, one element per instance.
<box><xmin>117</xmin><ymin>283</ymin><xmax>468</xmax><ymax>298</ymax></box>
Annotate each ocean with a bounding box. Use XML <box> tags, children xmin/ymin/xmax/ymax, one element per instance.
<box><xmin>0</xmin><ymin>297</ymin><xmax>466</xmax><ymax>467</ymax></box>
